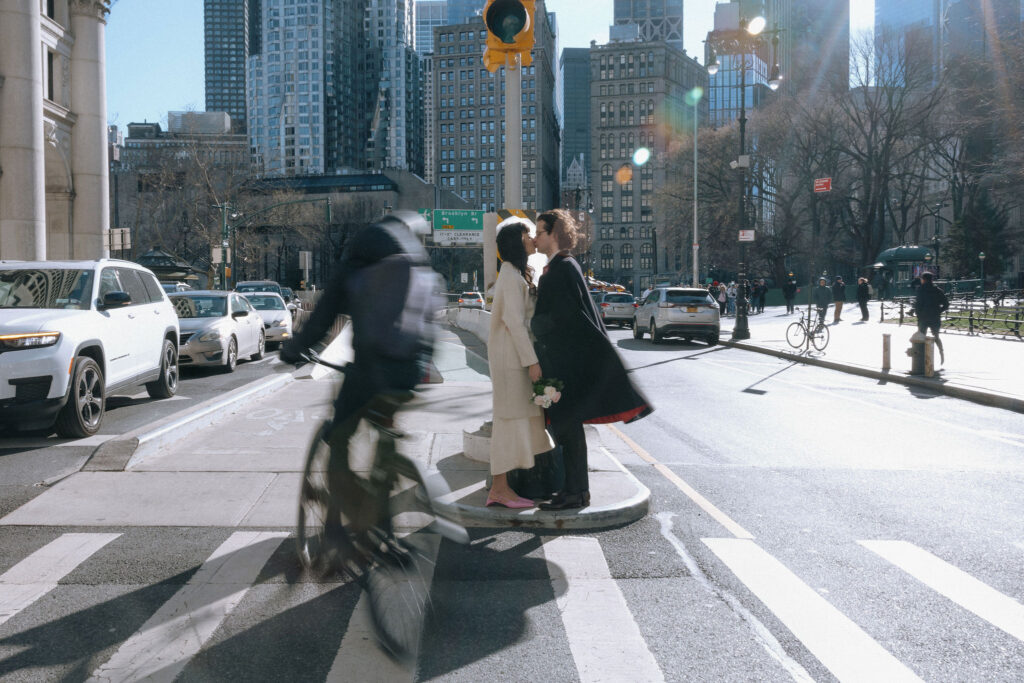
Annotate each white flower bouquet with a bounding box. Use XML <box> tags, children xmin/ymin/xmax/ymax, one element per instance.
<box><xmin>531</xmin><ymin>377</ymin><xmax>564</xmax><ymax>409</ymax></box>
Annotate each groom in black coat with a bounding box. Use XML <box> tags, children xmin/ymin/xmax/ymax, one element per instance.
<box><xmin>531</xmin><ymin>209</ymin><xmax>652</xmax><ymax>510</ymax></box>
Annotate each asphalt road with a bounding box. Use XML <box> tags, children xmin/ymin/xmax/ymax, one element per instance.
<box><xmin>1</xmin><ymin>331</ymin><xmax>1022</xmax><ymax>681</ymax></box>
<box><xmin>0</xmin><ymin>349</ymin><xmax>288</xmax><ymax>517</ymax></box>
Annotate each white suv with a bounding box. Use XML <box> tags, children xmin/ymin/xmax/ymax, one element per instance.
<box><xmin>0</xmin><ymin>259</ymin><xmax>180</xmax><ymax>437</ymax></box>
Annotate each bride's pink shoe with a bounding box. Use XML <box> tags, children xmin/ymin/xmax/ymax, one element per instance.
<box><xmin>485</xmin><ymin>494</ymin><xmax>535</xmax><ymax>509</ymax></box>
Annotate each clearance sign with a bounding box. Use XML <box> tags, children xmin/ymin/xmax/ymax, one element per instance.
<box><xmin>429</xmin><ymin>209</ymin><xmax>484</xmax><ymax>245</ymax></box>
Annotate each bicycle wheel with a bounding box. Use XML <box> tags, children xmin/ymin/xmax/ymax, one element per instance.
<box><xmin>785</xmin><ymin>321</ymin><xmax>807</xmax><ymax>348</ymax></box>
<box><xmin>811</xmin><ymin>323</ymin><xmax>830</xmax><ymax>351</ymax></box>
<box><xmin>296</xmin><ymin>422</ymin><xmax>360</xmax><ymax>575</ymax></box>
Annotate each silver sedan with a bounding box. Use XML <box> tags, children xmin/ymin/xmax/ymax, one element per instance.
<box><xmin>170</xmin><ymin>291</ymin><xmax>266</xmax><ymax>372</ymax></box>
<box><xmin>241</xmin><ymin>292</ymin><xmax>293</xmax><ymax>347</ymax></box>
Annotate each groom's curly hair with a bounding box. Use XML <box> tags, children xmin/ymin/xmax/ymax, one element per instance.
<box><xmin>537</xmin><ymin>209</ymin><xmax>580</xmax><ymax>251</ymax></box>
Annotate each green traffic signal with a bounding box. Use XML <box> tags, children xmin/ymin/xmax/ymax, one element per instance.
<box><xmin>486</xmin><ymin>0</ymin><xmax>527</xmax><ymax>43</ymax></box>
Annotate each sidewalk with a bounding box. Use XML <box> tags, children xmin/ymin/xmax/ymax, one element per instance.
<box><xmin>0</xmin><ymin>326</ymin><xmax>650</xmax><ymax>530</ymax></box>
<box><xmin>718</xmin><ymin>300</ymin><xmax>1024</xmax><ymax>413</ymax></box>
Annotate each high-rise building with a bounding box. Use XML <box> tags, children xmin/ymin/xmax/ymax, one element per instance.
<box><xmin>764</xmin><ymin>0</ymin><xmax>849</xmax><ymax>95</ymax></box>
<box><xmin>204</xmin><ymin>0</ymin><xmax>253</xmax><ymax>133</ymax></box>
<box><xmin>589</xmin><ymin>37</ymin><xmax>708</xmax><ymax>293</ymax></box>
<box><xmin>705</xmin><ymin>1</ymin><xmax>773</xmax><ymax>128</ymax></box>
<box><xmin>612</xmin><ymin>0</ymin><xmax>683</xmax><ymax>51</ymax></box>
<box><xmin>446</xmin><ymin>0</ymin><xmax>484</xmax><ymax>27</ymax></box>
<box><xmin>560</xmin><ymin>47</ymin><xmax>591</xmax><ymax>184</ymax></box>
<box><xmin>429</xmin><ymin>6</ymin><xmax>559</xmax><ymax>211</ymax></box>
<box><xmin>415</xmin><ymin>0</ymin><xmax>447</xmax><ymax>54</ymax></box>
<box><xmin>946</xmin><ymin>0</ymin><xmax>1021</xmax><ymax>62</ymax></box>
<box><xmin>875</xmin><ymin>0</ymin><xmax>949</xmax><ymax>84</ymax></box>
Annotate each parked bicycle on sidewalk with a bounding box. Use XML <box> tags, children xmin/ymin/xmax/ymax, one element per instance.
<box><xmin>786</xmin><ymin>306</ymin><xmax>831</xmax><ymax>351</ymax></box>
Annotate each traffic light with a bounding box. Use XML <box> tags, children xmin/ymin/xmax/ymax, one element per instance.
<box><xmin>482</xmin><ymin>0</ymin><xmax>535</xmax><ymax>73</ymax></box>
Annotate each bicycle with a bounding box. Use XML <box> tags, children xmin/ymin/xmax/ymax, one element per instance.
<box><xmin>785</xmin><ymin>308</ymin><xmax>831</xmax><ymax>351</ymax></box>
<box><xmin>294</xmin><ymin>350</ymin><xmax>468</xmax><ymax>664</ymax></box>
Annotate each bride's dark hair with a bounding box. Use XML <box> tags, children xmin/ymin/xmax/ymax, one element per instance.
<box><xmin>496</xmin><ymin>221</ymin><xmax>536</xmax><ymax>294</ymax></box>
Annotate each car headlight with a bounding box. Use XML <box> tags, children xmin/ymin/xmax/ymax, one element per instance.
<box><xmin>273</xmin><ymin>319</ymin><xmax>288</xmax><ymax>327</ymax></box>
<box><xmin>0</xmin><ymin>331</ymin><xmax>61</xmax><ymax>350</ymax></box>
<box><xmin>198</xmin><ymin>329</ymin><xmax>222</xmax><ymax>342</ymax></box>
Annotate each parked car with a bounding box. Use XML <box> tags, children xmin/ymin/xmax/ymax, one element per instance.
<box><xmin>171</xmin><ymin>291</ymin><xmax>265</xmax><ymax>372</ymax></box>
<box><xmin>161</xmin><ymin>282</ymin><xmax>192</xmax><ymax>293</ymax></box>
<box><xmin>241</xmin><ymin>292</ymin><xmax>293</xmax><ymax>347</ymax></box>
<box><xmin>0</xmin><ymin>259</ymin><xmax>180</xmax><ymax>437</ymax></box>
<box><xmin>596</xmin><ymin>292</ymin><xmax>638</xmax><ymax>327</ymax></box>
<box><xmin>458</xmin><ymin>291</ymin><xmax>484</xmax><ymax>308</ymax></box>
<box><xmin>235</xmin><ymin>280</ymin><xmax>284</xmax><ymax>297</ymax></box>
<box><xmin>633</xmin><ymin>287</ymin><xmax>720</xmax><ymax>345</ymax></box>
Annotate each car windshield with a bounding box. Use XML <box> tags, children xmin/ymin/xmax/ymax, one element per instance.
<box><xmin>245</xmin><ymin>295</ymin><xmax>285</xmax><ymax>310</ymax></box>
<box><xmin>461</xmin><ymin>292</ymin><xmax>481</xmax><ymax>299</ymax></box>
<box><xmin>666</xmin><ymin>290</ymin><xmax>713</xmax><ymax>305</ymax></box>
<box><xmin>170</xmin><ymin>295</ymin><xmax>226</xmax><ymax>318</ymax></box>
<box><xmin>0</xmin><ymin>269</ymin><xmax>94</xmax><ymax>310</ymax></box>
<box><xmin>237</xmin><ymin>283</ymin><xmax>281</xmax><ymax>294</ymax></box>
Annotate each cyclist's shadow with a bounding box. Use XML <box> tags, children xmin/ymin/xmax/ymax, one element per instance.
<box><xmin>418</xmin><ymin>531</ymin><xmax>572</xmax><ymax>680</ymax></box>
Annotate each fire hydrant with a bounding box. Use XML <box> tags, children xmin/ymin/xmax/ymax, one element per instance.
<box><xmin>906</xmin><ymin>331</ymin><xmax>933</xmax><ymax>376</ymax></box>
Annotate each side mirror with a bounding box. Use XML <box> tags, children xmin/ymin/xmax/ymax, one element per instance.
<box><xmin>101</xmin><ymin>291</ymin><xmax>131</xmax><ymax>309</ymax></box>
<box><xmin>231</xmin><ymin>310</ymin><xmax>248</xmax><ymax>319</ymax></box>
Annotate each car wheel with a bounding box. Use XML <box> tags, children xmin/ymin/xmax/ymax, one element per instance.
<box><xmin>55</xmin><ymin>357</ymin><xmax>104</xmax><ymax>438</ymax></box>
<box><xmin>146</xmin><ymin>339</ymin><xmax>179</xmax><ymax>399</ymax></box>
<box><xmin>251</xmin><ymin>330</ymin><xmax>265</xmax><ymax>361</ymax></box>
<box><xmin>632</xmin><ymin>318</ymin><xmax>643</xmax><ymax>339</ymax></box>
<box><xmin>707</xmin><ymin>331</ymin><xmax>719</xmax><ymax>346</ymax></box>
<box><xmin>222</xmin><ymin>337</ymin><xmax>238</xmax><ymax>373</ymax></box>
<box><xmin>650</xmin><ymin>319</ymin><xmax>662</xmax><ymax>344</ymax></box>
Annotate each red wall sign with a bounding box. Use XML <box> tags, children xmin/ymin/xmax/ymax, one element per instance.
<box><xmin>814</xmin><ymin>178</ymin><xmax>832</xmax><ymax>193</ymax></box>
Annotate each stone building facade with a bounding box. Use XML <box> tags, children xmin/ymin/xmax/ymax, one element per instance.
<box><xmin>0</xmin><ymin>0</ymin><xmax>112</xmax><ymax>261</ymax></box>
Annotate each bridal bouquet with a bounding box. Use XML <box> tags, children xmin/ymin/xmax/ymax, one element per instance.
<box><xmin>531</xmin><ymin>377</ymin><xmax>564</xmax><ymax>409</ymax></box>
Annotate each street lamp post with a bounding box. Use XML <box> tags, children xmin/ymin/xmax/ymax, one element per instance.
<box><xmin>707</xmin><ymin>16</ymin><xmax>782</xmax><ymax>341</ymax></box>
<box><xmin>979</xmin><ymin>251</ymin><xmax>986</xmax><ymax>293</ymax></box>
<box><xmin>687</xmin><ymin>87</ymin><xmax>703</xmax><ymax>287</ymax></box>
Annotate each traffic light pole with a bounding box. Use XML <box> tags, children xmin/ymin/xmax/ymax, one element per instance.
<box><xmin>503</xmin><ymin>52</ymin><xmax>522</xmax><ymax>209</ymax></box>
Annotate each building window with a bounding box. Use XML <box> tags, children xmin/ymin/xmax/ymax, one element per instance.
<box><xmin>621</xmin><ymin>244</ymin><xmax>634</xmax><ymax>270</ymax></box>
<box><xmin>601</xmin><ymin>244</ymin><xmax>614</xmax><ymax>270</ymax></box>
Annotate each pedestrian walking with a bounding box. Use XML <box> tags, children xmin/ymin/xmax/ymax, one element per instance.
<box><xmin>913</xmin><ymin>271</ymin><xmax>949</xmax><ymax>364</ymax></box>
<box><xmin>757</xmin><ymin>279</ymin><xmax>768</xmax><ymax>313</ymax></box>
<box><xmin>832</xmin><ymin>276</ymin><xmax>846</xmax><ymax>323</ymax></box>
<box><xmin>717</xmin><ymin>283</ymin><xmax>728</xmax><ymax>315</ymax></box>
<box><xmin>531</xmin><ymin>209</ymin><xmax>652</xmax><ymax>510</ymax></box>
<box><xmin>748</xmin><ymin>280</ymin><xmax>760</xmax><ymax>314</ymax></box>
<box><xmin>726</xmin><ymin>282</ymin><xmax>737</xmax><ymax>315</ymax></box>
<box><xmin>814</xmin><ymin>277</ymin><xmax>832</xmax><ymax>326</ymax></box>
<box><xmin>782</xmin><ymin>276</ymin><xmax>797</xmax><ymax>314</ymax></box>
<box><xmin>856</xmin><ymin>277</ymin><xmax>870</xmax><ymax>321</ymax></box>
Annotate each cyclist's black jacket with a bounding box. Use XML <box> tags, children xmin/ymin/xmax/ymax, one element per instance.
<box><xmin>285</xmin><ymin>217</ymin><xmax>435</xmax><ymax>421</ymax></box>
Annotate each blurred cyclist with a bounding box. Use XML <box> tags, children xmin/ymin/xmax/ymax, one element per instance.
<box><xmin>280</xmin><ymin>211</ymin><xmax>438</xmax><ymax>535</ymax></box>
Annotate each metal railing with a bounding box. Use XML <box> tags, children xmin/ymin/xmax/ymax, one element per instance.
<box><xmin>880</xmin><ymin>290</ymin><xmax>1023</xmax><ymax>339</ymax></box>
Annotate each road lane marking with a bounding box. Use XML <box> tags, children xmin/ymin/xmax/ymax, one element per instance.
<box><xmin>655</xmin><ymin>514</ymin><xmax>814</xmax><ymax>682</ymax></box>
<box><xmin>860</xmin><ymin>540</ymin><xmax>1024</xmax><ymax>643</ymax></box>
<box><xmin>0</xmin><ymin>533</ymin><xmax>121</xmax><ymax>627</ymax></box>
<box><xmin>88</xmin><ymin>531</ymin><xmax>287</xmax><ymax>683</ymax></box>
<box><xmin>326</xmin><ymin>535</ymin><xmax>440</xmax><ymax>682</ymax></box>
<box><xmin>703</xmin><ymin>537</ymin><xmax>922</xmax><ymax>682</ymax></box>
<box><xmin>544</xmin><ymin>536</ymin><xmax>665</xmax><ymax>683</ymax></box>
<box><xmin>605</xmin><ymin>426</ymin><xmax>753</xmax><ymax>539</ymax></box>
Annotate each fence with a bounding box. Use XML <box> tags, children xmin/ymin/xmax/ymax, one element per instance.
<box><xmin>880</xmin><ymin>290</ymin><xmax>1024</xmax><ymax>339</ymax></box>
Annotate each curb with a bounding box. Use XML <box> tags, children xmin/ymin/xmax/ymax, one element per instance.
<box><xmin>722</xmin><ymin>340</ymin><xmax>1024</xmax><ymax>414</ymax></box>
<box><xmin>428</xmin><ymin>449</ymin><xmax>651</xmax><ymax>530</ymax></box>
<box><xmin>83</xmin><ymin>372</ymin><xmax>296</xmax><ymax>472</ymax></box>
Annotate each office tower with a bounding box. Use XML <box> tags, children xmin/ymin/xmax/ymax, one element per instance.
<box><xmin>416</xmin><ymin>0</ymin><xmax>447</xmax><ymax>54</ymax></box>
<box><xmin>590</xmin><ymin>38</ymin><xmax>708</xmax><ymax>293</ymax></box>
<box><xmin>613</xmin><ymin>0</ymin><xmax>683</xmax><ymax>51</ymax></box>
<box><xmin>365</xmin><ymin>0</ymin><xmax>424</xmax><ymax>175</ymax></box>
<box><xmin>560</xmin><ymin>47</ymin><xmax>591</xmax><ymax>184</ymax></box>
<box><xmin>764</xmin><ymin>0</ymin><xmax>849</xmax><ymax>95</ymax></box>
<box><xmin>430</xmin><ymin>6</ymin><xmax>559</xmax><ymax>211</ymax></box>
<box><xmin>705</xmin><ymin>1</ymin><xmax>772</xmax><ymax>128</ymax></box>
<box><xmin>447</xmin><ymin>0</ymin><xmax>484</xmax><ymax>26</ymax></box>
<box><xmin>874</xmin><ymin>0</ymin><xmax>949</xmax><ymax>84</ymax></box>
<box><xmin>422</xmin><ymin>56</ymin><xmax>436</xmax><ymax>182</ymax></box>
<box><xmin>204</xmin><ymin>0</ymin><xmax>252</xmax><ymax>133</ymax></box>
<box><xmin>946</xmin><ymin>0</ymin><xmax>1021</xmax><ymax>61</ymax></box>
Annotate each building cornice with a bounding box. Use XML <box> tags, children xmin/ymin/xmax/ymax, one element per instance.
<box><xmin>69</xmin><ymin>0</ymin><xmax>111</xmax><ymax>22</ymax></box>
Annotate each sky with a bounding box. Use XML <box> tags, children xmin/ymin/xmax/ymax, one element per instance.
<box><xmin>105</xmin><ymin>0</ymin><xmax>874</xmax><ymax>129</ymax></box>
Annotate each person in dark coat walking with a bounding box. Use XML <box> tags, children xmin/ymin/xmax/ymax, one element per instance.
<box><xmin>856</xmin><ymin>277</ymin><xmax>871</xmax><ymax>321</ymax></box>
<box><xmin>913</xmin><ymin>271</ymin><xmax>949</xmax><ymax>364</ymax></box>
<box><xmin>782</xmin><ymin>277</ymin><xmax>797</xmax><ymax>314</ymax></box>
<box><xmin>531</xmin><ymin>209</ymin><xmax>653</xmax><ymax>510</ymax></box>
<box><xmin>831</xmin><ymin>276</ymin><xmax>846</xmax><ymax>323</ymax></box>
<box><xmin>813</xmin><ymin>277</ymin><xmax>832</xmax><ymax>326</ymax></box>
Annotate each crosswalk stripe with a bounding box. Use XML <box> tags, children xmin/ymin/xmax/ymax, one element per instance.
<box><xmin>544</xmin><ymin>536</ymin><xmax>665</xmax><ymax>683</ymax></box>
<box><xmin>860</xmin><ymin>540</ymin><xmax>1024</xmax><ymax>643</ymax></box>
<box><xmin>88</xmin><ymin>530</ymin><xmax>288</xmax><ymax>683</ymax></box>
<box><xmin>0</xmin><ymin>533</ymin><xmax>120</xmax><ymax>627</ymax></box>
<box><xmin>704</xmin><ymin>538</ymin><xmax>922</xmax><ymax>682</ymax></box>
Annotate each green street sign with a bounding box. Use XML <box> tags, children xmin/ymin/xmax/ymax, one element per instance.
<box><xmin>431</xmin><ymin>209</ymin><xmax>484</xmax><ymax>244</ymax></box>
